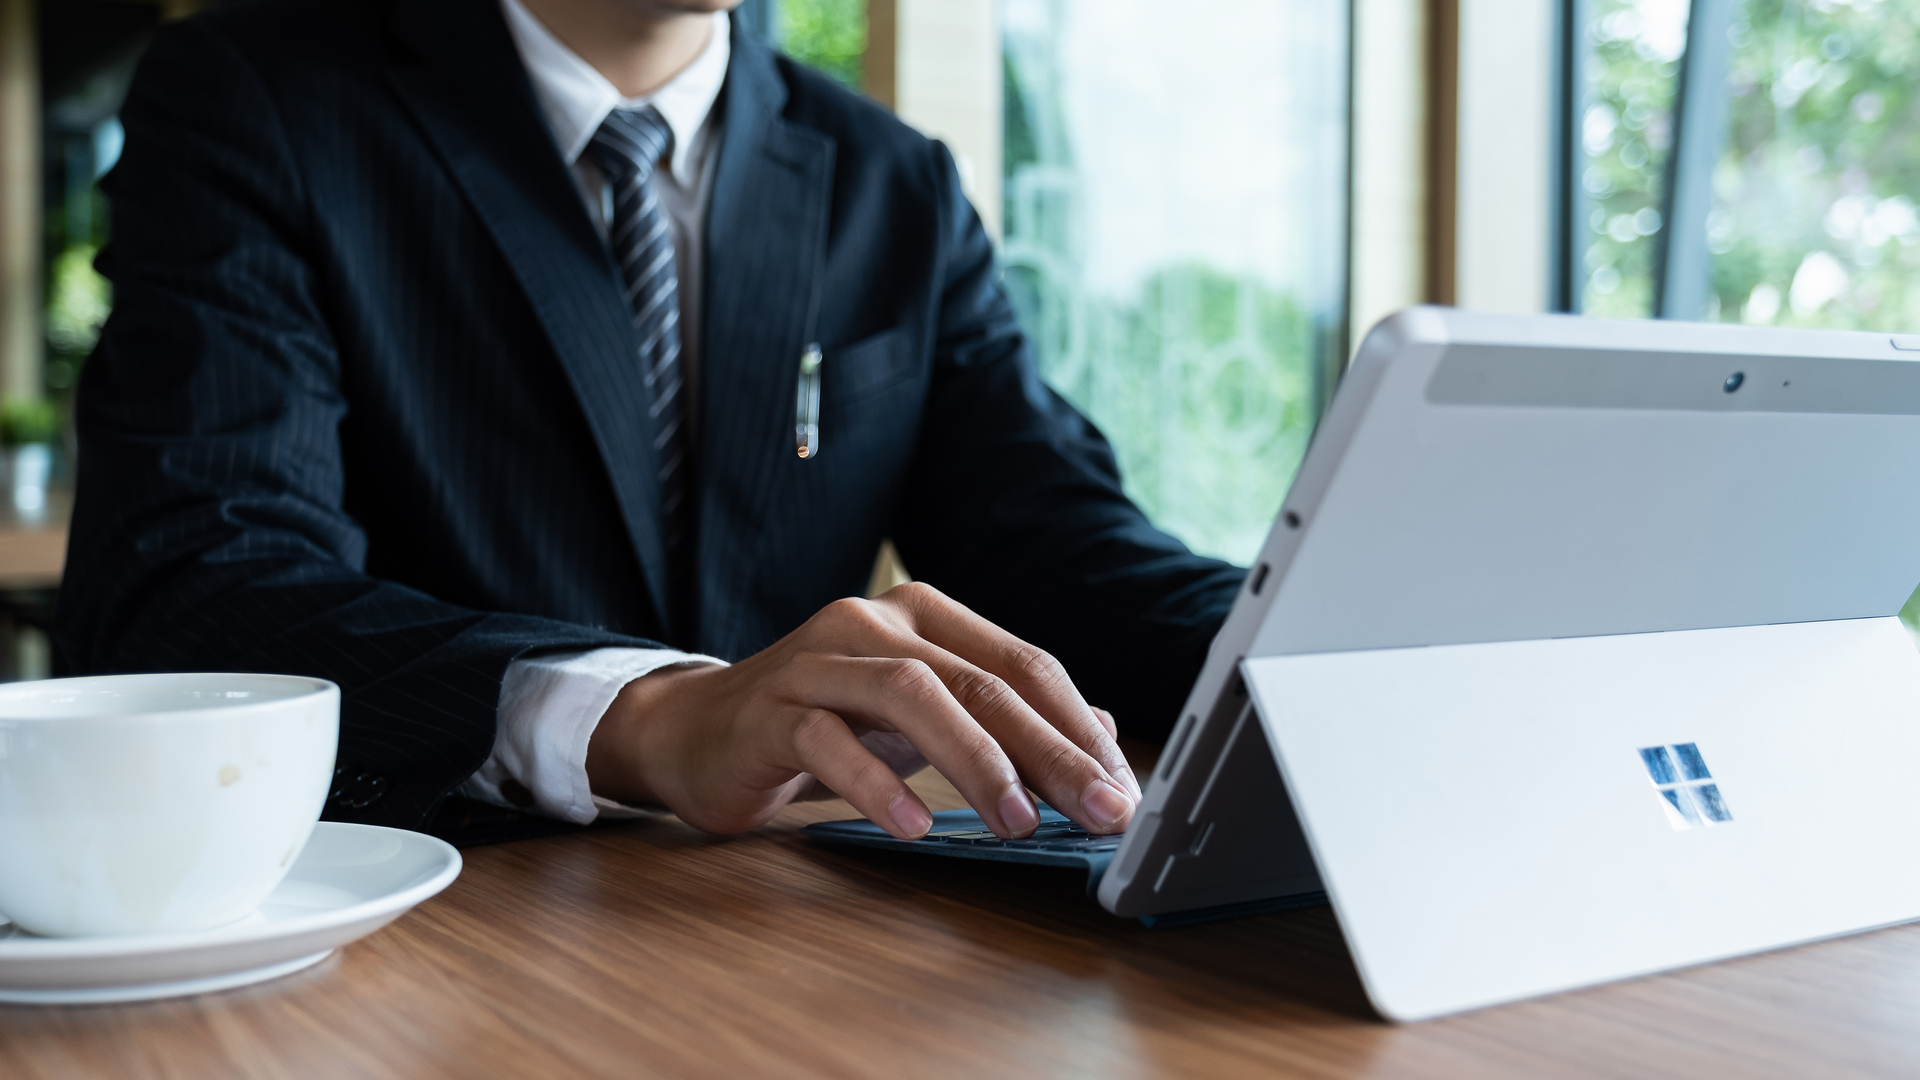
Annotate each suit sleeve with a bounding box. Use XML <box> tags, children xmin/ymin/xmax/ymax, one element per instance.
<box><xmin>54</xmin><ymin>19</ymin><xmax>651</xmax><ymax>832</ymax></box>
<box><xmin>892</xmin><ymin>144</ymin><xmax>1246</xmax><ymax>742</ymax></box>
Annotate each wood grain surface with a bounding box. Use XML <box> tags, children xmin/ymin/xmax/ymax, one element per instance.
<box><xmin>5</xmin><ymin>755</ymin><xmax>1920</xmax><ymax>1079</ymax></box>
<box><xmin>0</xmin><ymin>525</ymin><xmax>63</xmax><ymax>589</ymax></box>
<box><xmin>0</xmin><ymin>488</ymin><xmax>68</xmax><ymax>589</ymax></box>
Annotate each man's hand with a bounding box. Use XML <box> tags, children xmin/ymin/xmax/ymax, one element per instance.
<box><xmin>585</xmin><ymin>582</ymin><xmax>1141</xmax><ymax>840</ymax></box>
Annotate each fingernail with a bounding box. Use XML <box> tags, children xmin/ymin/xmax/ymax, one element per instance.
<box><xmin>1116</xmin><ymin>764</ymin><xmax>1143</xmax><ymax>801</ymax></box>
<box><xmin>1081</xmin><ymin>778</ymin><xmax>1133</xmax><ymax>832</ymax></box>
<box><xmin>889</xmin><ymin>792</ymin><xmax>932</xmax><ymax>839</ymax></box>
<box><xmin>999</xmin><ymin>788</ymin><xmax>1039</xmax><ymax>836</ymax></box>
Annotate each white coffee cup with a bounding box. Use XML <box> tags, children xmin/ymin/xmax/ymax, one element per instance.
<box><xmin>0</xmin><ymin>673</ymin><xmax>339</xmax><ymax>937</ymax></box>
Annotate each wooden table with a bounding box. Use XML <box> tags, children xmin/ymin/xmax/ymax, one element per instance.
<box><xmin>5</xmin><ymin>759</ymin><xmax>1920</xmax><ymax>1079</ymax></box>
<box><xmin>0</xmin><ymin>489</ymin><xmax>65</xmax><ymax>591</ymax></box>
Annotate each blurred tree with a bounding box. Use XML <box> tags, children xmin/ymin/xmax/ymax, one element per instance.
<box><xmin>1579</xmin><ymin>0</ymin><xmax>1920</xmax><ymax>329</ymax></box>
<box><xmin>776</xmin><ymin>0</ymin><xmax>866</xmax><ymax>90</ymax></box>
<box><xmin>1709</xmin><ymin>0</ymin><xmax>1920</xmax><ymax>333</ymax></box>
<box><xmin>1574</xmin><ymin>0</ymin><xmax>1689</xmax><ymax>317</ymax></box>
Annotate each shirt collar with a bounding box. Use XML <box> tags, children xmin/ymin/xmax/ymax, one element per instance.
<box><xmin>499</xmin><ymin>0</ymin><xmax>730</xmax><ymax>184</ymax></box>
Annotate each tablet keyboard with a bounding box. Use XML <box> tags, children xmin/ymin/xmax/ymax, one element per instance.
<box><xmin>802</xmin><ymin>806</ymin><xmax>1124</xmax><ymax>883</ymax></box>
<box><xmin>803</xmin><ymin>805</ymin><xmax>1327</xmax><ymax>926</ymax></box>
<box><xmin>920</xmin><ymin>819</ymin><xmax>1122</xmax><ymax>853</ymax></box>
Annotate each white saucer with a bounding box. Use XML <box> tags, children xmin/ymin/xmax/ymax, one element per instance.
<box><xmin>0</xmin><ymin>822</ymin><xmax>461</xmax><ymax>1005</ymax></box>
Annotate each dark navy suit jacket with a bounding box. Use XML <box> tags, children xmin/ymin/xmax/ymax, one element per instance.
<box><xmin>54</xmin><ymin>0</ymin><xmax>1244</xmax><ymax>836</ymax></box>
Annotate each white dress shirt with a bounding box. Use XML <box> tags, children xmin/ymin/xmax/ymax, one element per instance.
<box><xmin>457</xmin><ymin>0</ymin><xmax>731</xmax><ymax>824</ymax></box>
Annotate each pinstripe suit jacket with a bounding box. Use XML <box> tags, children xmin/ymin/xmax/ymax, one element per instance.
<box><xmin>54</xmin><ymin>0</ymin><xmax>1244</xmax><ymax>837</ymax></box>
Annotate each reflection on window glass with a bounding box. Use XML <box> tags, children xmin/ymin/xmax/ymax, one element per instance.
<box><xmin>1000</xmin><ymin>0</ymin><xmax>1348</xmax><ymax>565</ymax></box>
<box><xmin>1576</xmin><ymin>0</ymin><xmax>1690</xmax><ymax>316</ymax></box>
<box><xmin>1709</xmin><ymin>0</ymin><xmax>1920</xmax><ymax>331</ymax></box>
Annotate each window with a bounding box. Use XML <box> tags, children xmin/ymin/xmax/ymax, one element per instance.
<box><xmin>999</xmin><ymin>0</ymin><xmax>1350</xmax><ymax>565</ymax></box>
<box><xmin>762</xmin><ymin>0</ymin><xmax>868</xmax><ymax>90</ymax></box>
<box><xmin>756</xmin><ymin>2</ymin><xmax>1351</xmax><ymax>567</ymax></box>
<box><xmin>1710</xmin><ymin>0</ymin><xmax>1920</xmax><ymax>330</ymax></box>
<box><xmin>1564</xmin><ymin>0</ymin><xmax>1920</xmax><ymax>328</ymax></box>
<box><xmin>1568</xmin><ymin>0</ymin><xmax>1690</xmax><ymax>316</ymax></box>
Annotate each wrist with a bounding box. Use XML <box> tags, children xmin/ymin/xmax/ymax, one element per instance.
<box><xmin>584</xmin><ymin>662</ymin><xmax>716</xmax><ymax>806</ymax></box>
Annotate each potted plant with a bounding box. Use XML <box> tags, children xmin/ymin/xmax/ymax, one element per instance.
<box><xmin>0</xmin><ymin>399</ymin><xmax>61</xmax><ymax>521</ymax></box>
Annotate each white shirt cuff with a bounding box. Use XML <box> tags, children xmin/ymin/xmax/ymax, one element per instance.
<box><xmin>460</xmin><ymin>647</ymin><xmax>727</xmax><ymax>824</ymax></box>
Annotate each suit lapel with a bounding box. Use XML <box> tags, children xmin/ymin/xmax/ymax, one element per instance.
<box><xmin>697</xmin><ymin>31</ymin><xmax>836</xmax><ymax>654</ymax></box>
<box><xmin>384</xmin><ymin>0</ymin><xmax>674</xmax><ymax>635</ymax></box>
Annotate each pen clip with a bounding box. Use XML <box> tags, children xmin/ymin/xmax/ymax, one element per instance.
<box><xmin>795</xmin><ymin>342</ymin><xmax>823</xmax><ymax>459</ymax></box>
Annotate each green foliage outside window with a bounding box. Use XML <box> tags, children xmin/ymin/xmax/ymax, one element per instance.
<box><xmin>1002</xmin><ymin>257</ymin><xmax>1316</xmax><ymax>563</ymax></box>
<box><xmin>1580</xmin><ymin>0</ymin><xmax>1920</xmax><ymax>328</ymax></box>
<box><xmin>0</xmin><ymin>398</ymin><xmax>61</xmax><ymax>447</ymax></box>
<box><xmin>46</xmin><ymin>243</ymin><xmax>109</xmax><ymax>392</ymax></box>
<box><xmin>1576</xmin><ymin>0</ymin><xmax>1686</xmax><ymax>316</ymax></box>
<box><xmin>1709</xmin><ymin>0</ymin><xmax>1920</xmax><ymax>331</ymax></box>
<box><xmin>775</xmin><ymin>0</ymin><xmax>866</xmax><ymax>90</ymax></box>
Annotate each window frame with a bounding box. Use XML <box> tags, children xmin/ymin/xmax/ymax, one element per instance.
<box><xmin>1553</xmin><ymin>0</ymin><xmax>1737</xmax><ymax>320</ymax></box>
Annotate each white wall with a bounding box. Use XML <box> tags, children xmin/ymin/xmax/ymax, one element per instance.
<box><xmin>1350</xmin><ymin>0</ymin><xmax>1431</xmax><ymax>345</ymax></box>
<box><xmin>1453</xmin><ymin>0</ymin><xmax>1553</xmax><ymax>314</ymax></box>
<box><xmin>893</xmin><ymin>0</ymin><xmax>1002</xmax><ymax>239</ymax></box>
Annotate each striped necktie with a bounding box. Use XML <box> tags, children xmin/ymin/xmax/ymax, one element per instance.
<box><xmin>584</xmin><ymin>106</ymin><xmax>692</xmax><ymax>625</ymax></box>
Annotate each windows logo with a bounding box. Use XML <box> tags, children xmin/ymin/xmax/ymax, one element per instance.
<box><xmin>1639</xmin><ymin>743</ymin><xmax>1733</xmax><ymax>830</ymax></box>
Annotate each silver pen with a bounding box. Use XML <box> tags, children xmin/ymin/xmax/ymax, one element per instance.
<box><xmin>795</xmin><ymin>342</ymin><xmax>822</xmax><ymax>459</ymax></box>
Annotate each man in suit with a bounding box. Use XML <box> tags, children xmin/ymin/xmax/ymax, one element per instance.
<box><xmin>55</xmin><ymin>0</ymin><xmax>1244</xmax><ymax>844</ymax></box>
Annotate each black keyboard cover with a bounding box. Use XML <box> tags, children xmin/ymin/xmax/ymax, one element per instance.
<box><xmin>802</xmin><ymin>806</ymin><xmax>1121</xmax><ymax>895</ymax></box>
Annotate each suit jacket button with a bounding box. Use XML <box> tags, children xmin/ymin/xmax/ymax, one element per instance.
<box><xmin>329</xmin><ymin>765</ymin><xmax>388</xmax><ymax>809</ymax></box>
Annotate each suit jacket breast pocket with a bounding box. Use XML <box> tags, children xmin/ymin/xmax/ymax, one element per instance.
<box><xmin>825</xmin><ymin>327</ymin><xmax>916</xmax><ymax>416</ymax></box>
